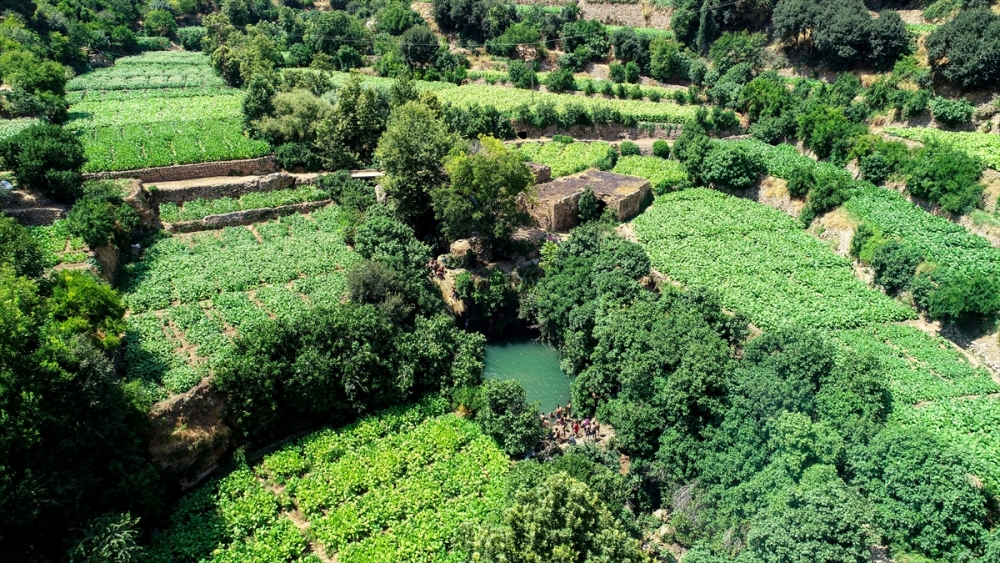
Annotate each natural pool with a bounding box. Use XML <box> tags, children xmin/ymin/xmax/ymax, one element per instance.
<box><xmin>483</xmin><ymin>335</ymin><xmax>573</xmax><ymax>414</ymax></box>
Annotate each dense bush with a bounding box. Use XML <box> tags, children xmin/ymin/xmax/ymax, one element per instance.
<box><xmin>274</xmin><ymin>141</ymin><xmax>322</xmax><ymax>171</ymax></box>
<box><xmin>619</xmin><ymin>141</ymin><xmax>641</xmax><ymax>157</ymax></box>
<box><xmin>474</xmin><ymin>379</ymin><xmax>546</xmax><ymax>456</ymax></box>
<box><xmin>699</xmin><ymin>142</ymin><xmax>765</xmax><ymax>190</ymax></box>
<box><xmin>652</xmin><ymin>140</ymin><xmax>670</xmax><ymax>159</ymax></box>
<box><xmin>930</xmin><ymin>96</ymin><xmax>974</xmax><ymax>127</ymax></box>
<box><xmin>545</xmin><ymin>68</ymin><xmax>576</xmax><ymax>93</ymax></box>
<box><xmin>786</xmin><ymin>163</ymin><xmax>815</xmax><ymax>198</ymax></box>
<box><xmin>177</xmin><ymin>26</ymin><xmax>206</xmax><ymax>50</ymax></box>
<box><xmin>66</xmin><ymin>182</ymin><xmax>139</xmax><ymax>251</ymax></box>
<box><xmin>0</xmin><ymin>124</ymin><xmax>86</xmax><ymax>202</ymax></box>
<box><xmin>0</xmin><ymin>213</ymin><xmax>44</xmax><ymax>279</ymax></box>
<box><xmin>871</xmin><ymin>241</ymin><xmax>922</xmax><ymax>295</ymax></box>
<box><xmin>508</xmin><ymin>60</ymin><xmax>537</xmax><ymax>89</ymax></box>
<box><xmin>911</xmin><ymin>268</ymin><xmax>1000</xmax><ymax>324</ymax></box>
<box><xmin>926</xmin><ymin>9</ymin><xmax>1000</xmax><ymax>90</ymax></box>
<box><xmin>906</xmin><ymin>144</ymin><xmax>983</xmax><ymax>214</ymax></box>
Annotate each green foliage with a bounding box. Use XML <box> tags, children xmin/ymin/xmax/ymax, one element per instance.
<box><xmin>786</xmin><ymin>163</ymin><xmax>815</xmax><ymax>198</ymax></box>
<box><xmin>886</xmin><ymin>126</ymin><xmax>1000</xmax><ymax>170</ymax></box>
<box><xmin>435</xmin><ymin>136</ymin><xmax>534</xmax><ymax>252</ymax></box>
<box><xmin>708</xmin><ymin>31</ymin><xmax>766</xmax><ymax>73</ymax></box>
<box><xmin>159</xmin><ymin>185</ymin><xmax>330</xmax><ymax>223</ymax></box>
<box><xmin>453</xmin><ymin>267</ymin><xmax>518</xmax><ymax>335</ymax></box>
<box><xmin>150</xmin><ymin>401</ymin><xmax>508</xmax><ymax>563</ymax></box>
<box><xmin>906</xmin><ymin>143</ymin><xmax>983</xmax><ymax>214</ymax></box>
<box><xmin>376</xmin><ymin>2</ymin><xmax>424</xmax><ymax>35</ymax></box>
<box><xmin>745</xmin><ymin>465</ymin><xmax>870</xmax><ymax>563</ymax></box>
<box><xmin>852</xmin><ymin>426</ymin><xmax>990</xmax><ymax>561</ymax></box>
<box><xmin>177</xmin><ymin>26</ymin><xmax>207</xmax><ymax>51</ymax></box>
<box><xmin>911</xmin><ymin>268</ymin><xmax>1000</xmax><ymax>324</ymax></box>
<box><xmin>314</xmin><ymin>74</ymin><xmax>391</xmax><ymax>169</ymax></box>
<box><xmin>475</xmin><ymin>379</ymin><xmax>545</xmax><ymax>456</ymax></box>
<box><xmin>376</xmin><ymin>100</ymin><xmax>457</xmax><ymax>223</ymax></box>
<box><xmin>546</xmin><ymin>67</ymin><xmax>576</xmax><ymax>93</ymax></box>
<box><xmin>652</xmin><ymin>139</ymin><xmax>670</xmax><ymax>159</ymax></box>
<box><xmin>871</xmin><ymin>241</ymin><xmax>922</xmax><ymax>295</ymax></box>
<box><xmin>648</xmin><ymin>37</ymin><xmax>687</xmax><ymax>82</ymax></box>
<box><xmin>68</xmin><ymin>512</ymin><xmax>144</xmax><ymax>563</ymax></box>
<box><xmin>578</xmin><ymin>186</ymin><xmax>603</xmax><ymax>223</ymax></box>
<box><xmin>0</xmin><ymin>213</ymin><xmax>44</xmax><ymax>279</ymax></box>
<box><xmin>473</xmin><ymin>472</ymin><xmax>649</xmax><ymax>562</ymax></box>
<box><xmin>698</xmin><ymin>142</ymin><xmax>765</xmax><ymax>190</ymax></box>
<box><xmin>47</xmin><ymin>269</ymin><xmax>127</xmax><ymax>350</ymax></box>
<box><xmin>66</xmin><ymin>181</ymin><xmax>139</xmax><ymax>251</ymax></box>
<box><xmin>796</xmin><ymin>104</ymin><xmax>863</xmax><ymax>163</ymax></box>
<box><xmin>0</xmin><ymin>123</ymin><xmax>85</xmax><ymax>202</ymax></box>
<box><xmin>144</xmin><ymin>10</ymin><xmax>177</xmax><ymax>37</ymax></box>
<box><xmin>613</xmin><ymin>155</ymin><xmax>688</xmax><ymax>194</ymax></box>
<box><xmin>930</xmin><ymin>96</ymin><xmax>974</xmax><ymax>127</ymax></box>
<box><xmin>400</xmin><ymin>25</ymin><xmax>438</xmax><ymax>68</ymax></box>
<box><xmin>517</xmin><ymin>141</ymin><xmax>618</xmax><ymax>177</ymax></box>
<box><xmin>619</xmin><ymin>140</ymin><xmax>640</xmax><ymax>156</ymax></box>
<box><xmin>508</xmin><ymin>60</ymin><xmax>537</xmax><ymax>89</ymax></box>
<box><xmin>633</xmin><ymin>189</ymin><xmax>913</xmax><ymax>330</ymax></box>
<box><xmin>926</xmin><ymin>9</ymin><xmax>1000</xmax><ymax>89</ymax></box>
<box><xmin>805</xmin><ymin>168</ymin><xmax>852</xmax><ymax>218</ymax></box>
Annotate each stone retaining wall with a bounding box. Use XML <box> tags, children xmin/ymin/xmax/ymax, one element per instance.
<box><xmin>147</xmin><ymin>172</ymin><xmax>316</xmax><ymax>207</ymax></box>
<box><xmin>165</xmin><ymin>199</ymin><xmax>332</xmax><ymax>233</ymax></box>
<box><xmin>84</xmin><ymin>156</ymin><xmax>278</xmax><ymax>183</ymax></box>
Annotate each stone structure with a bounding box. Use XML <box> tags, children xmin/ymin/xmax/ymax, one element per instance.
<box><xmin>526</xmin><ymin>162</ymin><xmax>552</xmax><ymax>184</ymax></box>
<box><xmin>522</xmin><ymin>170</ymin><xmax>651</xmax><ymax>232</ymax></box>
<box><xmin>146</xmin><ymin>172</ymin><xmax>313</xmax><ymax>207</ymax></box>
<box><xmin>84</xmin><ymin>156</ymin><xmax>279</xmax><ymax>183</ymax></box>
<box><xmin>165</xmin><ymin>199</ymin><xmax>332</xmax><ymax>233</ymax></box>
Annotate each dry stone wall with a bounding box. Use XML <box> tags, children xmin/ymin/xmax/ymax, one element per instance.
<box><xmin>165</xmin><ymin>200</ymin><xmax>333</xmax><ymax>233</ymax></box>
<box><xmin>84</xmin><ymin>156</ymin><xmax>279</xmax><ymax>183</ymax></box>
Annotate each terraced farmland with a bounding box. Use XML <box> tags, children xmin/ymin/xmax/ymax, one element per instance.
<box><xmin>632</xmin><ymin>188</ymin><xmax>914</xmax><ymax>330</ymax></box>
<box><xmin>121</xmin><ymin>206</ymin><xmax>357</xmax><ymax>397</ymax></box>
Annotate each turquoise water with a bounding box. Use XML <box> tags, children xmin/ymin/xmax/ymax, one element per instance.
<box><xmin>483</xmin><ymin>337</ymin><xmax>573</xmax><ymax>414</ymax></box>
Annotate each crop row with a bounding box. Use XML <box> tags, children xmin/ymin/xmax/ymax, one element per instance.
<box><xmin>147</xmin><ymin>399</ymin><xmax>508</xmax><ymax>563</ymax></box>
<box><xmin>732</xmin><ymin>138</ymin><xmax>853</xmax><ymax>181</ymax></box>
<box><xmin>0</xmin><ymin>117</ymin><xmax>40</xmax><ymax>140</ymax></box>
<box><xmin>72</xmin><ymin>119</ymin><xmax>271</xmax><ymax>172</ymax></box>
<box><xmin>436</xmin><ymin>84</ymin><xmax>697</xmax><ymax>124</ymax></box>
<box><xmin>158</xmin><ymin>185</ymin><xmax>329</xmax><ymax>223</ymax></box>
<box><xmin>844</xmin><ymin>185</ymin><xmax>1000</xmax><ymax>279</ymax></box>
<box><xmin>885</xmin><ymin>126</ymin><xmax>1000</xmax><ymax>170</ymax></box>
<box><xmin>122</xmin><ymin>208</ymin><xmax>356</xmax><ymax>393</ymax></box>
<box><xmin>516</xmin><ymin>140</ymin><xmax>614</xmax><ymax>177</ymax></box>
<box><xmin>892</xmin><ymin>396</ymin><xmax>1000</xmax><ymax>489</ymax></box>
<box><xmin>324</xmin><ymin>70</ymin><xmax>457</xmax><ymax>92</ymax></box>
<box><xmin>29</xmin><ymin>220</ymin><xmax>89</xmax><ymax>266</ymax></box>
<box><xmin>632</xmin><ymin>188</ymin><xmax>914</xmax><ymax>330</ymax></box>
<box><xmin>68</xmin><ymin>93</ymin><xmax>244</xmax><ymax>127</ymax></box>
<box><xmin>612</xmin><ymin>155</ymin><xmax>688</xmax><ymax>194</ymax></box>
<box><xmin>833</xmin><ymin>323</ymin><xmax>1000</xmax><ymax>406</ymax></box>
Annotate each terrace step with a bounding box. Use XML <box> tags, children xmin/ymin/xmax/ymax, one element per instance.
<box><xmin>5</xmin><ymin>205</ymin><xmax>70</xmax><ymax>226</ymax></box>
<box><xmin>146</xmin><ymin>171</ymin><xmax>382</xmax><ymax>207</ymax></box>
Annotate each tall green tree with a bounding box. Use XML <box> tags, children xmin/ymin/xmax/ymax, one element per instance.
<box><xmin>433</xmin><ymin>136</ymin><xmax>533</xmax><ymax>253</ymax></box>
<box><xmin>375</xmin><ymin>100</ymin><xmax>457</xmax><ymax>224</ymax></box>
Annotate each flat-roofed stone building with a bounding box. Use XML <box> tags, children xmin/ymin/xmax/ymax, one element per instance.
<box><xmin>520</xmin><ymin>169</ymin><xmax>652</xmax><ymax>232</ymax></box>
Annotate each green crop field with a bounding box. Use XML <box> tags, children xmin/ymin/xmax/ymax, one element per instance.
<box><xmin>632</xmin><ymin>188</ymin><xmax>914</xmax><ymax>330</ymax></box>
<box><xmin>885</xmin><ymin>127</ymin><xmax>1000</xmax><ymax>169</ymax></box>
<box><xmin>515</xmin><ymin>140</ymin><xmax>614</xmax><ymax>177</ymax></box>
<box><xmin>147</xmin><ymin>397</ymin><xmax>508</xmax><ymax>563</ymax></box>
<box><xmin>612</xmin><ymin>155</ymin><xmax>687</xmax><ymax>193</ymax></box>
<box><xmin>436</xmin><ymin>84</ymin><xmax>697</xmax><ymax>124</ymax></box>
<box><xmin>65</xmin><ymin>52</ymin><xmax>270</xmax><ymax>172</ymax></box>
<box><xmin>845</xmin><ymin>185</ymin><xmax>1000</xmax><ymax>279</ymax></box>
<box><xmin>0</xmin><ymin>117</ymin><xmax>41</xmax><ymax>140</ymax></box>
<box><xmin>121</xmin><ymin>206</ymin><xmax>357</xmax><ymax>396</ymax></box>
<box><xmin>29</xmin><ymin>220</ymin><xmax>90</xmax><ymax>267</ymax></box>
<box><xmin>732</xmin><ymin>138</ymin><xmax>853</xmax><ymax>181</ymax></box>
<box><xmin>158</xmin><ymin>184</ymin><xmax>330</xmax><ymax>223</ymax></box>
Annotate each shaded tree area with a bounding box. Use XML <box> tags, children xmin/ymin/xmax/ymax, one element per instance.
<box><xmin>521</xmin><ymin>225</ymin><xmax>1000</xmax><ymax>562</ymax></box>
<box><xmin>0</xmin><ymin>217</ymin><xmax>163</xmax><ymax>562</ymax></box>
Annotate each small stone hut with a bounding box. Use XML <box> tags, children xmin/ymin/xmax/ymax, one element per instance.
<box><xmin>521</xmin><ymin>169</ymin><xmax>651</xmax><ymax>232</ymax></box>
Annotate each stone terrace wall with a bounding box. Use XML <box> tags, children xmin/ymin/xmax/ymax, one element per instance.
<box><xmin>84</xmin><ymin>156</ymin><xmax>278</xmax><ymax>183</ymax></box>
<box><xmin>147</xmin><ymin>172</ymin><xmax>317</xmax><ymax>207</ymax></box>
<box><xmin>165</xmin><ymin>200</ymin><xmax>332</xmax><ymax>233</ymax></box>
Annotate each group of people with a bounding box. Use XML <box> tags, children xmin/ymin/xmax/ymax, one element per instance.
<box><xmin>541</xmin><ymin>402</ymin><xmax>602</xmax><ymax>445</ymax></box>
<box><xmin>425</xmin><ymin>258</ymin><xmax>446</xmax><ymax>279</ymax></box>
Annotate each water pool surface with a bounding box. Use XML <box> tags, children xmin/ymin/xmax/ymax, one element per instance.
<box><xmin>483</xmin><ymin>336</ymin><xmax>573</xmax><ymax>414</ymax></box>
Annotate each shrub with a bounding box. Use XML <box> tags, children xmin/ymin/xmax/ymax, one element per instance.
<box><xmin>652</xmin><ymin>140</ymin><xmax>670</xmax><ymax>159</ymax></box>
<box><xmin>0</xmin><ymin>213</ymin><xmax>44</xmax><ymax>279</ymax></box>
<box><xmin>400</xmin><ymin>26</ymin><xmax>438</xmax><ymax>68</ymax></box>
<box><xmin>700</xmin><ymin>143</ymin><xmax>765</xmax><ymax>190</ymax></box>
<box><xmin>316</xmin><ymin>170</ymin><xmax>374</xmax><ymax>212</ymax></box>
<box><xmin>786</xmin><ymin>163</ymin><xmax>815</xmax><ymax>198</ymax></box>
<box><xmin>66</xmin><ymin>182</ymin><xmax>139</xmax><ymax>251</ymax></box>
<box><xmin>609</xmin><ymin>62</ymin><xmax>625</xmax><ymax>83</ymax></box>
<box><xmin>871</xmin><ymin>240</ymin><xmax>922</xmax><ymax>295</ymax></box>
<box><xmin>860</xmin><ymin>152</ymin><xmax>891</xmax><ymax>185</ymax></box>
<box><xmin>578</xmin><ymin>185</ymin><xmax>602</xmax><ymax>223</ymax></box>
<box><xmin>143</xmin><ymin>10</ymin><xmax>177</xmax><ymax>37</ymax></box>
<box><xmin>648</xmin><ymin>90</ymin><xmax>662</xmax><ymax>102</ymax></box>
<box><xmin>508</xmin><ymin>60</ymin><xmax>537</xmax><ymax>89</ymax></box>
<box><xmin>906</xmin><ymin>144</ymin><xmax>983</xmax><ymax>214</ymax></box>
<box><xmin>0</xmin><ymin>124</ymin><xmax>85</xmax><ymax>203</ymax></box>
<box><xmin>806</xmin><ymin>171</ymin><xmax>851</xmax><ymax>217</ymax></box>
<box><xmin>619</xmin><ymin>141</ymin><xmax>641</xmax><ymax>157</ymax></box>
<box><xmin>930</xmin><ymin>96</ymin><xmax>974</xmax><ymax>127</ymax></box>
<box><xmin>274</xmin><ymin>142</ymin><xmax>322</xmax><ymax>172</ymax></box>
<box><xmin>624</xmin><ymin>61</ymin><xmax>640</xmax><ymax>83</ymax></box>
<box><xmin>546</xmin><ymin>68</ymin><xmax>576</xmax><ymax>93</ymax></box>
<box><xmin>177</xmin><ymin>26</ymin><xmax>206</xmax><ymax>51</ymax></box>
<box><xmin>926</xmin><ymin>9</ymin><xmax>1000</xmax><ymax>90</ymax></box>
<box><xmin>552</xmin><ymin>134</ymin><xmax>573</xmax><ymax>144</ymax></box>
<box><xmin>474</xmin><ymin>379</ymin><xmax>545</xmax><ymax>457</ymax></box>
<box><xmin>849</xmin><ymin>222</ymin><xmax>885</xmax><ymax>263</ymax></box>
